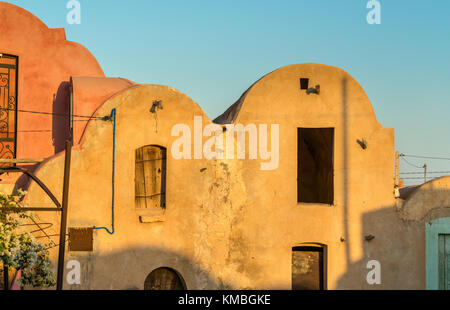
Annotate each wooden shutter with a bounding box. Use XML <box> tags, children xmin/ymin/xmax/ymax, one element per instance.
<box><xmin>135</xmin><ymin>146</ymin><xmax>166</xmax><ymax>210</ymax></box>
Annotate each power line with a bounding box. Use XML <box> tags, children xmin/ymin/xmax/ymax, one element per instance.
<box><xmin>402</xmin><ymin>177</ymin><xmax>438</xmax><ymax>180</ymax></box>
<box><xmin>400</xmin><ymin>156</ymin><xmax>424</xmax><ymax>169</ymax></box>
<box><xmin>0</xmin><ymin>107</ymin><xmax>109</xmax><ymax>120</ymax></box>
<box><xmin>13</xmin><ymin>130</ymin><xmax>52</xmax><ymax>133</ymax></box>
<box><xmin>400</xmin><ymin>171</ymin><xmax>450</xmax><ymax>175</ymax></box>
<box><xmin>400</xmin><ymin>153</ymin><xmax>450</xmax><ymax>161</ymax></box>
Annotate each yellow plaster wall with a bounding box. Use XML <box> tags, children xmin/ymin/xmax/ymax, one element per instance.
<box><xmin>24</xmin><ymin>64</ymin><xmax>440</xmax><ymax>290</ymax></box>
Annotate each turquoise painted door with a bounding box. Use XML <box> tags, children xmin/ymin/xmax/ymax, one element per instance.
<box><xmin>438</xmin><ymin>234</ymin><xmax>450</xmax><ymax>290</ymax></box>
<box><xmin>426</xmin><ymin>218</ymin><xmax>450</xmax><ymax>290</ymax></box>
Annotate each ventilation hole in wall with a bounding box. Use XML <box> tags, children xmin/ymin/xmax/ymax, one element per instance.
<box><xmin>300</xmin><ymin>78</ymin><xmax>310</xmax><ymax>90</ymax></box>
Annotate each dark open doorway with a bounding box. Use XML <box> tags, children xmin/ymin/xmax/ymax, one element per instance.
<box><xmin>292</xmin><ymin>245</ymin><xmax>327</xmax><ymax>290</ymax></box>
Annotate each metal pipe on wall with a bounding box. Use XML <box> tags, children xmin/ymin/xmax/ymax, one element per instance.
<box><xmin>56</xmin><ymin>140</ymin><xmax>72</xmax><ymax>290</ymax></box>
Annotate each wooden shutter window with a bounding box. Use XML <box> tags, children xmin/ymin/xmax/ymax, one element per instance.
<box><xmin>135</xmin><ymin>145</ymin><xmax>167</xmax><ymax>210</ymax></box>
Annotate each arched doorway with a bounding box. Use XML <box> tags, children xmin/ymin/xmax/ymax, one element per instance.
<box><xmin>144</xmin><ymin>267</ymin><xmax>186</xmax><ymax>290</ymax></box>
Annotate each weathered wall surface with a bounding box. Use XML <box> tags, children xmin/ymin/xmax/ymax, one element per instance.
<box><xmin>26</xmin><ymin>84</ymin><xmax>250</xmax><ymax>289</ymax></box>
<box><xmin>398</xmin><ymin>176</ymin><xmax>450</xmax><ymax>222</ymax></box>
<box><xmin>364</xmin><ymin>176</ymin><xmax>450</xmax><ymax>290</ymax></box>
<box><xmin>3</xmin><ymin>3</ymin><xmax>448</xmax><ymax>291</ymax></box>
<box><xmin>224</xmin><ymin>64</ymin><xmax>399</xmax><ymax>289</ymax></box>
<box><xmin>24</xmin><ymin>64</ymin><xmax>432</xmax><ymax>290</ymax></box>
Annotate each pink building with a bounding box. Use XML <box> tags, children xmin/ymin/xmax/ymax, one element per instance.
<box><xmin>0</xmin><ymin>2</ymin><xmax>134</xmax><ymax>191</ymax></box>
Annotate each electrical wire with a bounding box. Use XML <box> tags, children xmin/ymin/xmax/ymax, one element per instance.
<box><xmin>0</xmin><ymin>107</ymin><xmax>108</xmax><ymax>120</ymax></box>
<box><xmin>400</xmin><ymin>154</ymin><xmax>450</xmax><ymax>161</ymax></box>
<box><xmin>400</xmin><ymin>171</ymin><xmax>450</xmax><ymax>175</ymax></box>
<box><xmin>402</xmin><ymin>177</ymin><xmax>438</xmax><ymax>180</ymax></box>
<box><xmin>399</xmin><ymin>153</ymin><xmax>450</xmax><ymax>184</ymax></box>
<box><xmin>400</xmin><ymin>156</ymin><xmax>424</xmax><ymax>169</ymax></box>
<box><xmin>14</xmin><ymin>130</ymin><xmax>52</xmax><ymax>133</ymax></box>
<box><xmin>93</xmin><ymin>108</ymin><xmax>116</xmax><ymax>235</ymax></box>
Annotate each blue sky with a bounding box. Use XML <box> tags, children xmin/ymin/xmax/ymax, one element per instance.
<box><xmin>5</xmin><ymin>0</ymin><xmax>450</xmax><ymax>184</ymax></box>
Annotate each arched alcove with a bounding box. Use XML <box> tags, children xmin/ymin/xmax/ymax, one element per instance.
<box><xmin>144</xmin><ymin>267</ymin><xmax>186</xmax><ymax>290</ymax></box>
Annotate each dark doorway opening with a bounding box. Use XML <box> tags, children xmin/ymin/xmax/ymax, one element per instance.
<box><xmin>144</xmin><ymin>267</ymin><xmax>186</xmax><ymax>290</ymax></box>
<box><xmin>292</xmin><ymin>245</ymin><xmax>326</xmax><ymax>290</ymax></box>
<box><xmin>297</xmin><ymin>128</ymin><xmax>334</xmax><ymax>204</ymax></box>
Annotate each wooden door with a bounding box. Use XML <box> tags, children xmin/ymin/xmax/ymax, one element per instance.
<box><xmin>144</xmin><ymin>267</ymin><xmax>186</xmax><ymax>290</ymax></box>
<box><xmin>0</xmin><ymin>54</ymin><xmax>17</xmax><ymax>163</ymax></box>
<box><xmin>292</xmin><ymin>246</ymin><xmax>325</xmax><ymax>290</ymax></box>
<box><xmin>439</xmin><ymin>234</ymin><xmax>450</xmax><ymax>290</ymax></box>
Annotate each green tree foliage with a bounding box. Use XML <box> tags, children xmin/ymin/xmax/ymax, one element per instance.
<box><xmin>0</xmin><ymin>190</ymin><xmax>55</xmax><ymax>288</ymax></box>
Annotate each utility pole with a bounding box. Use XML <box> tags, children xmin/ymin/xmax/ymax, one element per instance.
<box><xmin>424</xmin><ymin>164</ymin><xmax>427</xmax><ymax>183</ymax></box>
<box><xmin>394</xmin><ymin>151</ymin><xmax>400</xmax><ymax>198</ymax></box>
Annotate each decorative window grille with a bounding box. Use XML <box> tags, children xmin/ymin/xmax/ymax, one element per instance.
<box><xmin>0</xmin><ymin>54</ymin><xmax>18</xmax><ymax>165</ymax></box>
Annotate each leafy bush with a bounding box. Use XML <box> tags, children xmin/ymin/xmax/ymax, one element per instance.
<box><xmin>0</xmin><ymin>190</ymin><xmax>55</xmax><ymax>288</ymax></box>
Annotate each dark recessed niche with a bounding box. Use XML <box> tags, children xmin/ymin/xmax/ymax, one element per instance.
<box><xmin>297</xmin><ymin>128</ymin><xmax>334</xmax><ymax>205</ymax></box>
<box><xmin>300</xmin><ymin>78</ymin><xmax>310</xmax><ymax>90</ymax></box>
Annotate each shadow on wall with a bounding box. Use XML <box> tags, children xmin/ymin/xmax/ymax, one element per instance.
<box><xmin>62</xmin><ymin>246</ymin><xmax>235</xmax><ymax>290</ymax></box>
<box><xmin>13</xmin><ymin>168</ymin><xmax>36</xmax><ymax>193</ymax></box>
<box><xmin>341</xmin><ymin>77</ymin><xmax>351</xmax><ymax>270</ymax></box>
<box><xmin>336</xmin><ymin>186</ymin><xmax>450</xmax><ymax>290</ymax></box>
<box><xmin>63</xmin><ymin>194</ymin><xmax>450</xmax><ymax>291</ymax></box>
<box><xmin>9</xmin><ymin>81</ymin><xmax>71</xmax><ymax>193</ymax></box>
<box><xmin>52</xmin><ymin>81</ymin><xmax>71</xmax><ymax>154</ymax></box>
